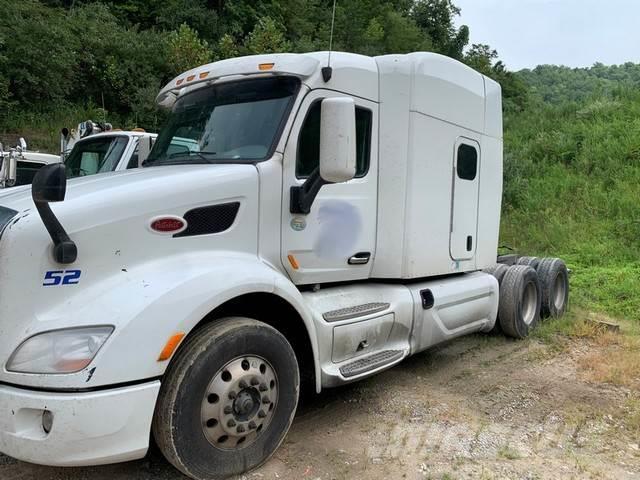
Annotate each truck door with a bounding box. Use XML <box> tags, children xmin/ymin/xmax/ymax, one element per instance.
<box><xmin>281</xmin><ymin>90</ymin><xmax>378</xmax><ymax>285</ymax></box>
<box><xmin>450</xmin><ymin>138</ymin><xmax>480</xmax><ymax>261</ymax></box>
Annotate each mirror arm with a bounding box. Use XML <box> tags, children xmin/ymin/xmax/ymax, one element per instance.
<box><xmin>289</xmin><ymin>167</ymin><xmax>330</xmax><ymax>214</ymax></box>
<box><xmin>34</xmin><ymin>202</ymin><xmax>77</xmax><ymax>264</ymax></box>
<box><xmin>31</xmin><ymin>164</ymin><xmax>77</xmax><ymax>264</ymax></box>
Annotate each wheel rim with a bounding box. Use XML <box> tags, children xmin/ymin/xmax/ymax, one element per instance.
<box><xmin>201</xmin><ymin>355</ymin><xmax>278</xmax><ymax>450</ymax></box>
<box><xmin>522</xmin><ymin>281</ymin><xmax>537</xmax><ymax>325</ymax></box>
<box><xmin>553</xmin><ymin>272</ymin><xmax>566</xmax><ymax>311</ymax></box>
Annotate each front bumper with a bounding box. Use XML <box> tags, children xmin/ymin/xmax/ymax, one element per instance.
<box><xmin>0</xmin><ymin>380</ymin><xmax>160</xmax><ymax>466</ymax></box>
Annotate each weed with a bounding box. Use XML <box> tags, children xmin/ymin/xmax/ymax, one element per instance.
<box><xmin>497</xmin><ymin>445</ymin><xmax>521</xmax><ymax>460</ymax></box>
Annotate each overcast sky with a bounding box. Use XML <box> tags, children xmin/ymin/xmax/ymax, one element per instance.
<box><xmin>454</xmin><ymin>0</ymin><xmax>640</xmax><ymax>71</ymax></box>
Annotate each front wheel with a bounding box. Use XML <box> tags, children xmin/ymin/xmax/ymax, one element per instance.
<box><xmin>153</xmin><ymin>317</ymin><xmax>300</xmax><ymax>480</ymax></box>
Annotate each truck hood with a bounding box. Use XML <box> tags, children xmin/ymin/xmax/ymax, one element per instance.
<box><xmin>0</xmin><ymin>165</ymin><xmax>252</xmax><ymax>211</ymax></box>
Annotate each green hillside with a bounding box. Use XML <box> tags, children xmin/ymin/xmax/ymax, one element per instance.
<box><xmin>504</xmin><ymin>68</ymin><xmax>640</xmax><ymax>322</ymax></box>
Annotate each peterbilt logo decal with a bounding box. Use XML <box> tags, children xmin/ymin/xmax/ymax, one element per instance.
<box><xmin>43</xmin><ymin>270</ymin><xmax>82</xmax><ymax>286</ymax></box>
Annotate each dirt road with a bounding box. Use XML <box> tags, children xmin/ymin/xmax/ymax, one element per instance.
<box><xmin>2</xmin><ymin>331</ymin><xmax>639</xmax><ymax>479</ymax></box>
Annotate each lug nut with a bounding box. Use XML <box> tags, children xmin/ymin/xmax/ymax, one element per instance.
<box><xmin>223</xmin><ymin>405</ymin><xmax>233</xmax><ymax>414</ymax></box>
<box><xmin>248</xmin><ymin>421</ymin><xmax>257</xmax><ymax>430</ymax></box>
<box><xmin>227</xmin><ymin>419</ymin><xmax>236</xmax><ymax>427</ymax></box>
<box><xmin>239</xmin><ymin>380</ymin><xmax>248</xmax><ymax>389</ymax></box>
<box><xmin>262</xmin><ymin>397</ymin><xmax>270</xmax><ymax>404</ymax></box>
<box><xmin>237</xmin><ymin>425</ymin><xmax>245</xmax><ymax>433</ymax></box>
<box><xmin>250</xmin><ymin>377</ymin><xmax>259</xmax><ymax>386</ymax></box>
<box><xmin>259</xmin><ymin>383</ymin><xmax>268</xmax><ymax>392</ymax></box>
<box><xmin>228</xmin><ymin>390</ymin><xmax>237</xmax><ymax>400</ymax></box>
<box><xmin>258</xmin><ymin>410</ymin><xmax>266</xmax><ymax>418</ymax></box>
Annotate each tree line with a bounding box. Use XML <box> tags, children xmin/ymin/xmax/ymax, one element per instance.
<box><xmin>0</xmin><ymin>0</ymin><xmax>528</xmax><ymax>131</ymax></box>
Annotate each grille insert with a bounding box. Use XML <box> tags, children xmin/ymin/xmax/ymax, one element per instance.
<box><xmin>174</xmin><ymin>202</ymin><xmax>240</xmax><ymax>238</ymax></box>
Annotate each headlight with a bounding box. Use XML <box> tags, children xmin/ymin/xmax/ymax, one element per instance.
<box><xmin>7</xmin><ymin>326</ymin><xmax>114</xmax><ymax>374</ymax></box>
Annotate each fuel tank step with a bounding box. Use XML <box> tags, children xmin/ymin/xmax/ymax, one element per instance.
<box><xmin>323</xmin><ymin>302</ymin><xmax>390</xmax><ymax>322</ymax></box>
<box><xmin>339</xmin><ymin>349</ymin><xmax>403</xmax><ymax>378</ymax></box>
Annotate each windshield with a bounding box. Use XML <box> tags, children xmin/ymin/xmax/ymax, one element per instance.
<box><xmin>145</xmin><ymin>76</ymin><xmax>300</xmax><ymax>166</ymax></box>
<box><xmin>65</xmin><ymin>136</ymin><xmax>128</xmax><ymax>178</ymax></box>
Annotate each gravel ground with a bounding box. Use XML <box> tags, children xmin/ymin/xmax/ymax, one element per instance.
<box><xmin>2</xmin><ymin>332</ymin><xmax>639</xmax><ymax>479</ymax></box>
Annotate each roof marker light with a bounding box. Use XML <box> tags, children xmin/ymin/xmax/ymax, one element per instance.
<box><xmin>186</xmin><ymin>74</ymin><xmax>196</xmax><ymax>82</ymax></box>
<box><xmin>199</xmin><ymin>71</ymin><xmax>209</xmax><ymax>79</ymax></box>
<box><xmin>176</xmin><ymin>78</ymin><xmax>184</xmax><ymax>86</ymax></box>
<box><xmin>259</xmin><ymin>63</ymin><xmax>275</xmax><ymax>71</ymax></box>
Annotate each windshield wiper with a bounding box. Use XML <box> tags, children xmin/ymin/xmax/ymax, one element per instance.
<box><xmin>143</xmin><ymin>151</ymin><xmax>217</xmax><ymax>166</ymax></box>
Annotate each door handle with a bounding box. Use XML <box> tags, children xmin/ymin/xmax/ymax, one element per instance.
<box><xmin>348</xmin><ymin>252</ymin><xmax>371</xmax><ymax>265</ymax></box>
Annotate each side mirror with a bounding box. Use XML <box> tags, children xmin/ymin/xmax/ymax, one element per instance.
<box><xmin>32</xmin><ymin>164</ymin><xmax>77</xmax><ymax>264</ymax></box>
<box><xmin>6</xmin><ymin>150</ymin><xmax>16</xmax><ymax>187</ymax></box>
<box><xmin>0</xmin><ymin>148</ymin><xmax>18</xmax><ymax>188</ymax></box>
<box><xmin>33</xmin><ymin>163</ymin><xmax>66</xmax><ymax>202</ymax></box>
<box><xmin>18</xmin><ymin>137</ymin><xmax>27</xmax><ymax>151</ymax></box>
<box><xmin>290</xmin><ymin>97</ymin><xmax>357</xmax><ymax>215</ymax></box>
<box><xmin>319</xmin><ymin>97</ymin><xmax>356</xmax><ymax>183</ymax></box>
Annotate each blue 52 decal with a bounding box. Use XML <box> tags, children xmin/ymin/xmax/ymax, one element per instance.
<box><xmin>43</xmin><ymin>270</ymin><xmax>82</xmax><ymax>286</ymax></box>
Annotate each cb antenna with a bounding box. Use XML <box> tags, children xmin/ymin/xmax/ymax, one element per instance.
<box><xmin>322</xmin><ymin>0</ymin><xmax>337</xmax><ymax>82</ymax></box>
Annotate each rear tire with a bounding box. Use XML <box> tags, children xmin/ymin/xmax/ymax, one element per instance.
<box><xmin>516</xmin><ymin>256</ymin><xmax>540</xmax><ymax>270</ymax></box>
<box><xmin>153</xmin><ymin>317</ymin><xmax>300</xmax><ymax>480</ymax></box>
<box><xmin>482</xmin><ymin>264</ymin><xmax>509</xmax><ymax>333</ymax></box>
<box><xmin>499</xmin><ymin>265</ymin><xmax>541</xmax><ymax>339</ymax></box>
<box><xmin>537</xmin><ymin>257</ymin><xmax>569</xmax><ymax>318</ymax></box>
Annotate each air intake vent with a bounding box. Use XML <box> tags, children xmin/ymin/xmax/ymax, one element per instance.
<box><xmin>174</xmin><ymin>202</ymin><xmax>240</xmax><ymax>238</ymax></box>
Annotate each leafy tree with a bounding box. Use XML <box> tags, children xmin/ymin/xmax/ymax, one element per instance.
<box><xmin>0</xmin><ymin>0</ymin><xmax>529</xmax><ymax>133</ymax></box>
<box><xmin>465</xmin><ymin>44</ymin><xmax>529</xmax><ymax>112</ymax></box>
<box><xmin>217</xmin><ymin>34</ymin><xmax>241</xmax><ymax>60</ymax></box>
<box><xmin>245</xmin><ymin>17</ymin><xmax>292</xmax><ymax>54</ymax></box>
<box><xmin>0</xmin><ymin>33</ymin><xmax>12</xmax><ymax>114</ymax></box>
<box><xmin>412</xmin><ymin>0</ymin><xmax>468</xmax><ymax>59</ymax></box>
<box><xmin>517</xmin><ymin>63</ymin><xmax>640</xmax><ymax>104</ymax></box>
<box><xmin>167</xmin><ymin>23</ymin><xmax>212</xmax><ymax>76</ymax></box>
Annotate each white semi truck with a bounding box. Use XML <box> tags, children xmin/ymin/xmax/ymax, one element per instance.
<box><xmin>0</xmin><ymin>138</ymin><xmax>60</xmax><ymax>188</ymax></box>
<box><xmin>60</xmin><ymin>121</ymin><xmax>158</xmax><ymax>177</ymax></box>
<box><xmin>0</xmin><ymin>52</ymin><xmax>569</xmax><ymax>479</ymax></box>
<box><xmin>0</xmin><ymin>123</ymin><xmax>159</xmax><ymax>190</ymax></box>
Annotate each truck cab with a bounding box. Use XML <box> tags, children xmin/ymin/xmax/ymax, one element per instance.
<box><xmin>0</xmin><ymin>138</ymin><xmax>60</xmax><ymax>187</ymax></box>
<box><xmin>63</xmin><ymin>130</ymin><xmax>157</xmax><ymax>177</ymax></box>
<box><xmin>0</xmin><ymin>125</ymin><xmax>160</xmax><ymax>190</ymax></box>
<box><xmin>0</xmin><ymin>52</ymin><xmax>569</xmax><ymax>480</ymax></box>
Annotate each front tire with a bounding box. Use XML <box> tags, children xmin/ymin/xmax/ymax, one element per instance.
<box><xmin>153</xmin><ymin>317</ymin><xmax>300</xmax><ymax>480</ymax></box>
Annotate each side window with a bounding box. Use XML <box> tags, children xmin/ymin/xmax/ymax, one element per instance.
<box><xmin>456</xmin><ymin>143</ymin><xmax>478</xmax><ymax>181</ymax></box>
<box><xmin>296</xmin><ymin>101</ymin><xmax>372</xmax><ymax>178</ymax></box>
<box><xmin>80</xmin><ymin>152</ymin><xmax>100</xmax><ymax>175</ymax></box>
<box><xmin>127</xmin><ymin>145</ymin><xmax>139</xmax><ymax>169</ymax></box>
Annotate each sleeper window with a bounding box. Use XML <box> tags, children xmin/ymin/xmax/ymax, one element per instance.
<box><xmin>296</xmin><ymin>102</ymin><xmax>372</xmax><ymax>178</ymax></box>
<box><xmin>456</xmin><ymin>144</ymin><xmax>478</xmax><ymax>181</ymax></box>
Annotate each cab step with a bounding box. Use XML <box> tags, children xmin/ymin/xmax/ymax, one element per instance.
<box><xmin>339</xmin><ymin>349</ymin><xmax>404</xmax><ymax>378</ymax></box>
<box><xmin>323</xmin><ymin>302</ymin><xmax>390</xmax><ymax>322</ymax></box>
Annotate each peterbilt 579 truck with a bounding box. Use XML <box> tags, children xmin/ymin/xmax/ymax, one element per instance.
<box><xmin>0</xmin><ymin>52</ymin><xmax>569</xmax><ymax>479</ymax></box>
